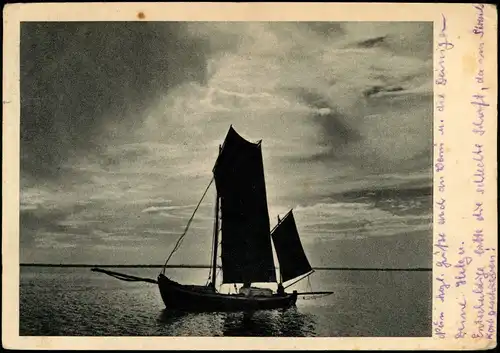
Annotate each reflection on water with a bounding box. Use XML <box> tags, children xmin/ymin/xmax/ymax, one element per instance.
<box><xmin>156</xmin><ymin>309</ymin><xmax>223</xmax><ymax>336</ymax></box>
<box><xmin>20</xmin><ymin>267</ymin><xmax>431</xmax><ymax>336</ymax></box>
<box><xmin>157</xmin><ymin>309</ymin><xmax>187</xmax><ymax>326</ymax></box>
<box><xmin>157</xmin><ymin>307</ymin><xmax>317</xmax><ymax>337</ymax></box>
<box><xmin>278</xmin><ymin>307</ymin><xmax>317</xmax><ymax>337</ymax></box>
<box><xmin>226</xmin><ymin>307</ymin><xmax>316</xmax><ymax>337</ymax></box>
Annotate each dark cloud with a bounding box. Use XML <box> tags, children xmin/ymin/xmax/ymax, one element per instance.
<box><xmin>354</xmin><ymin>35</ymin><xmax>387</xmax><ymax>48</ymax></box>
<box><xmin>21</xmin><ymin>22</ymin><xmax>210</xmax><ymax>179</ymax></box>
<box><xmin>362</xmin><ymin>85</ymin><xmax>404</xmax><ymax>98</ymax></box>
<box><xmin>20</xmin><ymin>204</ymin><xmax>89</xmax><ymax>246</ymax></box>
<box><xmin>293</xmin><ymin>88</ymin><xmax>361</xmax><ymax>148</ymax></box>
<box><xmin>330</xmin><ymin>185</ymin><xmax>432</xmax><ymax>202</ymax></box>
<box><xmin>303</xmin><ymin>22</ymin><xmax>345</xmax><ymax>37</ymax></box>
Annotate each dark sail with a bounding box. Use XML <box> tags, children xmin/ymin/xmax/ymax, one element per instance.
<box><xmin>213</xmin><ymin>126</ymin><xmax>276</xmax><ymax>284</ymax></box>
<box><xmin>271</xmin><ymin>210</ymin><xmax>312</xmax><ymax>283</ymax></box>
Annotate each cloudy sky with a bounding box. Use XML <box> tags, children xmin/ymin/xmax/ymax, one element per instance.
<box><xmin>20</xmin><ymin>22</ymin><xmax>433</xmax><ymax>268</ymax></box>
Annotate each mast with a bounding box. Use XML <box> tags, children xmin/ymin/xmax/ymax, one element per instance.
<box><xmin>210</xmin><ymin>145</ymin><xmax>222</xmax><ymax>290</ymax></box>
<box><xmin>211</xmin><ymin>194</ymin><xmax>219</xmax><ymax>289</ymax></box>
<box><xmin>277</xmin><ymin>215</ymin><xmax>282</xmax><ymax>284</ymax></box>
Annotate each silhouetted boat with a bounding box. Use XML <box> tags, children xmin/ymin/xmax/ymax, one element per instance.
<box><xmin>92</xmin><ymin>126</ymin><xmax>332</xmax><ymax>311</ymax></box>
<box><xmin>157</xmin><ymin>126</ymin><xmax>324</xmax><ymax>312</ymax></box>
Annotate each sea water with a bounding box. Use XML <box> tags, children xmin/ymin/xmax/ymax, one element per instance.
<box><xmin>20</xmin><ymin>267</ymin><xmax>431</xmax><ymax>337</ymax></box>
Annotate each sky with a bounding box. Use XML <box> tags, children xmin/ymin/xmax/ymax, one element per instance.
<box><xmin>20</xmin><ymin>22</ymin><xmax>433</xmax><ymax>268</ymax></box>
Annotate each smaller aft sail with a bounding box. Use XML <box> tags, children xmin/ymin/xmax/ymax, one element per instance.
<box><xmin>271</xmin><ymin>210</ymin><xmax>313</xmax><ymax>283</ymax></box>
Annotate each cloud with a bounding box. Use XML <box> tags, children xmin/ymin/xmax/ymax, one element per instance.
<box><xmin>294</xmin><ymin>199</ymin><xmax>431</xmax><ymax>242</ymax></box>
<box><xmin>141</xmin><ymin>204</ymin><xmax>197</xmax><ymax>214</ymax></box>
<box><xmin>20</xmin><ymin>22</ymin><xmax>433</xmax><ymax>266</ymax></box>
<box><xmin>141</xmin><ymin>22</ymin><xmax>432</xmax><ymax>179</ymax></box>
<box><xmin>21</xmin><ymin>22</ymin><xmax>210</xmax><ymax>179</ymax></box>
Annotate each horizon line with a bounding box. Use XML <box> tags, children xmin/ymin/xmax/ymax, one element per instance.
<box><xmin>19</xmin><ymin>263</ymin><xmax>432</xmax><ymax>271</ymax></box>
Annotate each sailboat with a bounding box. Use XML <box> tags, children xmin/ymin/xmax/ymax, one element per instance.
<box><xmin>92</xmin><ymin>126</ymin><xmax>331</xmax><ymax>312</ymax></box>
<box><xmin>156</xmin><ymin>126</ymin><xmax>321</xmax><ymax>312</ymax></box>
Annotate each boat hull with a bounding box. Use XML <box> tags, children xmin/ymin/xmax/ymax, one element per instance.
<box><xmin>158</xmin><ymin>274</ymin><xmax>297</xmax><ymax>312</ymax></box>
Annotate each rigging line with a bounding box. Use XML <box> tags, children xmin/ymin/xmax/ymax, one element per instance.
<box><xmin>214</xmin><ymin>267</ymin><xmax>222</xmax><ymax>293</ymax></box>
<box><xmin>207</xmin><ymin>225</ymin><xmax>216</xmax><ymax>285</ymax></box>
<box><xmin>270</xmin><ymin>209</ymin><xmax>293</xmax><ymax>234</ymax></box>
<box><xmin>284</xmin><ymin>270</ymin><xmax>315</xmax><ymax>290</ymax></box>
<box><xmin>270</xmin><ymin>218</ymin><xmax>282</xmax><ymax>234</ymax></box>
<box><xmin>161</xmin><ymin>177</ymin><xmax>215</xmax><ymax>275</ymax></box>
<box><xmin>207</xmin><ymin>212</ymin><xmax>217</xmax><ymax>283</ymax></box>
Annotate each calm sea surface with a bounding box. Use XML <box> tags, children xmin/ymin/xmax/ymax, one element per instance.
<box><xmin>20</xmin><ymin>267</ymin><xmax>431</xmax><ymax>337</ymax></box>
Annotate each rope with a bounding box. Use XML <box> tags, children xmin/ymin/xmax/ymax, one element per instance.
<box><xmin>161</xmin><ymin>177</ymin><xmax>214</xmax><ymax>274</ymax></box>
<box><xmin>284</xmin><ymin>270</ymin><xmax>314</xmax><ymax>289</ymax></box>
<box><xmin>300</xmin><ymin>292</ymin><xmax>332</xmax><ymax>300</ymax></box>
<box><xmin>216</xmin><ymin>266</ymin><xmax>222</xmax><ymax>292</ymax></box>
<box><xmin>91</xmin><ymin>268</ymin><xmax>158</xmax><ymax>284</ymax></box>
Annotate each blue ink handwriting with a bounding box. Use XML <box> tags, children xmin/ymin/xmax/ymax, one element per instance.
<box><xmin>471</xmin><ymin>94</ymin><xmax>488</xmax><ymax>136</ymax></box>
<box><xmin>433</xmin><ymin>311</ymin><xmax>446</xmax><ymax>339</ymax></box>
<box><xmin>436</xmin><ymin>198</ymin><xmax>446</xmax><ymax>225</ymax></box>
<box><xmin>455</xmin><ymin>297</ymin><xmax>467</xmax><ymax>338</ymax></box>
<box><xmin>473</xmin><ymin>201</ymin><xmax>484</xmax><ymax>221</ymax></box>
<box><xmin>473</xmin><ymin>4</ymin><xmax>485</xmax><ymax>38</ymax></box>
<box><xmin>436</xmin><ymin>274</ymin><xmax>451</xmax><ymax>303</ymax></box>
<box><xmin>435</xmin><ymin>143</ymin><xmax>445</xmax><ymax>172</ymax></box>
<box><xmin>472</xmin><ymin>144</ymin><xmax>485</xmax><ymax>194</ymax></box>
<box><xmin>472</xmin><ymin>229</ymin><xmax>485</xmax><ymax>256</ymax></box>
<box><xmin>455</xmin><ymin>244</ymin><xmax>473</xmax><ymax>288</ymax></box>
<box><xmin>434</xmin><ymin>232</ymin><xmax>451</xmax><ymax>268</ymax></box>
<box><xmin>436</xmin><ymin>14</ymin><xmax>454</xmax><ymax>86</ymax></box>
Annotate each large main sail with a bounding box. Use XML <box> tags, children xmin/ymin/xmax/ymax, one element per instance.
<box><xmin>271</xmin><ymin>210</ymin><xmax>313</xmax><ymax>283</ymax></box>
<box><xmin>213</xmin><ymin>126</ymin><xmax>276</xmax><ymax>284</ymax></box>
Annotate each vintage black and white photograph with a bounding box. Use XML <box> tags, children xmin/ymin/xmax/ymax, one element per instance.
<box><xmin>19</xmin><ymin>21</ymin><xmax>433</xmax><ymax>337</ymax></box>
